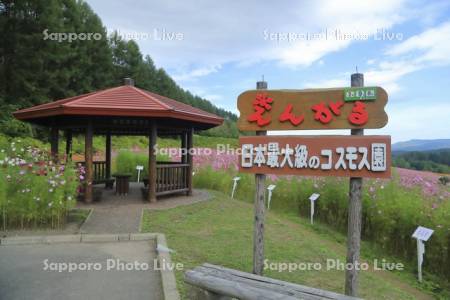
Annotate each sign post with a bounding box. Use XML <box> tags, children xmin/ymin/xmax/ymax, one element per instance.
<box><xmin>136</xmin><ymin>165</ymin><xmax>144</xmax><ymax>183</ymax></box>
<box><xmin>253</xmin><ymin>79</ymin><xmax>267</xmax><ymax>275</ymax></box>
<box><xmin>412</xmin><ymin>226</ymin><xmax>434</xmax><ymax>282</ymax></box>
<box><xmin>231</xmin><ymin>177</ymin><xmax>240</xmax><ymax>199</ymax></box>
<box><xmin>267</xmin><ymin>184</ymin><xmax>276</xmax><ymax>209</ymax></box>
<box><xmin>345</xmin><ymin>72</ymin><xmax>364</xmax><ymax>297</ymax></box>
<box><xmin>309</xmin><ymin>193</ymin><xmax>320</xmax><ymax>224</ymax></box>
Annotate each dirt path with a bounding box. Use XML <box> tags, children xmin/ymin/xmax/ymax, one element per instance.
<box><xmin>78</xmin><ymin>184</ymin><xmax>211</xmax><ymax>233</ymax></box>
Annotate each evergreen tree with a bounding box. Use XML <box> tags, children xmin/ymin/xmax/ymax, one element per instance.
<box><xmin>0</xmin><ymin>0</ymin><xmax>237</xmax><ymax>138</ymax></box>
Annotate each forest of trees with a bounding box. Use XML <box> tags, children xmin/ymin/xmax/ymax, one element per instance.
<box><xmin>393</xmin><ymin>149</ymin><xmax>450</xmax><ymax>174</ymax></box>
<box><xmin>0</xmin><ymin>0</ymin><xmax>238</xmax><ymax>139</ymax></box>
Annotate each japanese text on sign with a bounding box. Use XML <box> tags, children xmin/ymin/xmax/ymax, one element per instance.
<box><xmin>239</xmin><ymin>136</ymin><xmax>391</xmax><ymax>178</ymax></box>
<box><xmin>237</xmin><ymin>88</ymin><xmax>388</xmax><ymax>131</ymax></box>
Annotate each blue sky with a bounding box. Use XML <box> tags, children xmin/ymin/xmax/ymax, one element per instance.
<box><xmin>87</xmin><ymin>0</ymin><xmax>450</xmax><ymax>143</ymax></box>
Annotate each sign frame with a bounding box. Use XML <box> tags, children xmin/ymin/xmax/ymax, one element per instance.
<box><xmin>237</xmin><ymin>87</ymin><xmax>388</xmax><ymax>131</ymax></box>
<box><xmin>239</xmin><ymin>135</ymin><xmax>391</xmax><ymax>179</ymax></box>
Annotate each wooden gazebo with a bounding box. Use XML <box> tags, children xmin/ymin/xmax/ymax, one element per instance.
<box><xmin>13</xmin><ymin>79</ymin><xmax>223</xmax><ymax>202</ymax></box>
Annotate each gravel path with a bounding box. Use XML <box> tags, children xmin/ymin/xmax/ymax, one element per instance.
<box><xmin>79</xmin><ymin>183</ymin><xmax>210</xmax><ymax>234</ymax></box>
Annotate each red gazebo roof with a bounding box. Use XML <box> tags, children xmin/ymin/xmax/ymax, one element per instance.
<box><xmin>13</xmin><ymin>85</ymin><xmax>223</xmax><ymax>126</ymax></box>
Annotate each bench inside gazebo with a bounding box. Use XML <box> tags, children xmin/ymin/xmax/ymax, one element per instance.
<box><xmin>13</xmin><ymin>78</ymin><xmax>223</xmax><ymax>202</ymax></box>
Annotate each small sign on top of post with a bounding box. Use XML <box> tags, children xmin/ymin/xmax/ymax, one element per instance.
<box><xmin>136</xmin><ymin>165</ymin><xmax>144</xmax><ymax>183</ymax></box>
<box><xmin>344</xmin><ymin>87</ymin><xmax>377</xmax><ymax>101</ymax></box>
<box><xmin>412</xmin><ymin>226</ymin><xmax>434</xmax><ymax>282</ymax></box>
<box><xmin>412</xmin><ymin>226</ymin><xmax>434</xmax><ymax>241</ymax></box>
<box><xmin>231</xmin><ymin>177</ymin><xmax>241</xmax><ymax>199</ymax></box>
<box><xmin>267</xmin><ymin>184</ymin><xmax>276</xmax><ymax>209</ymax></box>
<box><xmin>309</xmin><ymin>193</ymin><xmax>320</xmax><ymax>224</ymax></box>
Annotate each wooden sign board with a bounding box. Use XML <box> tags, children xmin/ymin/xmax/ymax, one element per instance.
<box><xmin>237</xmin><ymin>87</ymin><xmax>388</xmax><ymax>131</ymax></box>
<box><xmin>239</xmin><ymin>135</ymin><xmax>391</xmax><ymax>178</ymax></box>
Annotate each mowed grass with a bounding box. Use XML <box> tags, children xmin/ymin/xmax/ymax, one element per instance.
<box><xmin>141</xmin><ymin>191</ymin><xmax>434</xmax><ymax>300</ymax></box>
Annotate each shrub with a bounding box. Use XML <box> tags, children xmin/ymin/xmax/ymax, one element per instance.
<box><xmin>114</xmin><ymin>150</ymin><xmax>170</xmax><ymax>181</ymax></box>
<box><xmin>438</xmin><ymin>176</ymin><xmax>449</xmax><ymax>186</ymax></box>
<box><xmin>0</xmin><ymin>139</ymin><xmax>78</xmax><ymax>229</ymax></box>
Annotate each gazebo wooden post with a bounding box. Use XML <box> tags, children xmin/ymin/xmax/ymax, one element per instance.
<box><xmin>50</xmin><ymin>127</ymin><xmax>59</xmax><ymax>162</ymax></box>
<box><xmin>84</xmin><ymin>120</ymin><xmax>94</xmax><ymax>203</ymax></box>
<box><xmin>148</xmin><ymin>122</ymin><xmax>157</xmax><ymax>202</ymax></box>
<box><xmin>181</xmin><ymin>131</ymin><xmax>187</xmax><ymax>163</ymax></box>
<box><xmin>186</xmin><ymin>127</ymin><xmax>194</xmax><ymax>196</ymax></box>
<box><xmin>105</xmin><ymin>131</ymin><xmax>111</xmax><ymax>179</ymax></box>
<box><xmin>65</xmin><ymin>129</ymin><xmax>72</xmax><ymax>163</ymax></box>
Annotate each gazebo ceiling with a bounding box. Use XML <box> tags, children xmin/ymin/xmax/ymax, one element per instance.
<box><xmin>13</xmin><ymin>85</ymin><xmax>224</xmax><ymax>131</ymax></box>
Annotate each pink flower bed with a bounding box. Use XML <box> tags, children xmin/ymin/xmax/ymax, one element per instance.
<box><xmin>167</xmin><ymin>148</ymin><xmax>449</xmax><ymax>200</ymax></box>
<box><xmin>396</xmin><ymin>168</ymin><xmax>449</xmax><ymax>199</ymax></box>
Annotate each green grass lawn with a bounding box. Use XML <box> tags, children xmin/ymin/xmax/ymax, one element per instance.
<box><xmin>141</xmin><ymin>191</ymin><xmax>436</xmax><ymax>300</ymax></box>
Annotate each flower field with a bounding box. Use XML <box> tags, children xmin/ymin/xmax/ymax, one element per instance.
<box><xmin>0</xmin><ymin>139</ymin><xmax>78</xmax><ymax>230</ymax></box>
<box><xmin>171</xmin><ymin>148</ymin><xmax>450</xmax><ymax>280</ymax></box>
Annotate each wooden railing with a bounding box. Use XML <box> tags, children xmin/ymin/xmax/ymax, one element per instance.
<box><xmin>78</xmin><ymin>161</ymin><xmax>108</xmax><ymax>181</ymax></box>
<box><xmin>156</xmin><ymin>163</ymin><xmax>190</xmax><ymax>195</ymax></box>
<box><xmin>79</xmin><ymin>160</ymin><xmax>190</xmax><ymax>196</ymax></box>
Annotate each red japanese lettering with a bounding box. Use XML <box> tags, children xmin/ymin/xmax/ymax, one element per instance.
<box><xmin>329</xmin><ymin>100</ymin><xmax>344</xmax><ymax>115</ymax></box>
<box><xmin>312</xmin><ymin>101</ymin><xmax>346</xmax><ymax>124</ymax></box>
<box><xmin>247</xmin><ymin>93</ymin><xmax>273</xmax><ymax>126</ymax></box>
<box><xmin>311</xmin><ymin>102</ymin><xmax>332</xmax><ymax>124</ymax></box>
<box><xmin>279</xmin><ymin>103</ymin><xmax>304</xmax><ymax>126</ymax></box>
<box><xmin>348</xmin><ymin>101</ymin><xmax>369</xmax><ymax>125</ymax></box>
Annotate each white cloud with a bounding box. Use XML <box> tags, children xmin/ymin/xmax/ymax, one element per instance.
<box><xmin>87</xmin><ymin>0</ymin><xmax>416</xmax><ymax>73</ymax></box>
<box><xmin>305</xmin><ymin>20</ymin><xmax>450</xmax><ymax>94</ymax></box>
<box><xmin>377</xmin><ymin>101</ymin><xmax>450</xmax><ymax>142</ymax></box>
<box><xmin>172</xmin><ymin>65</ymin><xmax>221</xmax><ymax>81</ymax></box>
<box><xmin>386</xmin><ymin>21</ymin><xmax>450</xmax><ymax>65</ymax></box>
<box><xmin>303</xmin><ymin>78</ymin><xmax>347</xmax><ymax>88</ymax></box>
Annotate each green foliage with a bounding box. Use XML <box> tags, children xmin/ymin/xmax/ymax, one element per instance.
<box><xmin>201</xmin><ymin>119</ymin><xmax>239</xmax><ymax>138</ymax></box>
<box><xmin>0</xmin><ymin>0</ymin><xmax>237</xmax><ymax>139</ymax></box>
<box><xmin>438</xmin><ymin>176</ymin><xmax>449</xmax><ymax>185</ymax></box>
<box><xmin>393</xmin><ymin>149</ymin><xmax>450</xmax><ymax>174</ymax></box>
<box><xmin>114</xmin><ymin>150</ymin><xmax>170</xmax><ymax>181</ymax></box>
<box><xmin>0</xmin><ymin>138</ymin><xmax>78</xmax><ymax>229</ymax></box>
<box><xmin>193</xmin><ymin>167</ymin><xmax>450</xmax><ymax>280</ymax></box>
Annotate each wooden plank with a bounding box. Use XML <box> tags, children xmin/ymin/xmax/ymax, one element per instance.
<box><xmin>185</xmin><ymin>264</ymin><xmax>360</xmax><ymax>300</ymax></box>
<box><xmin>202</xmin><ymin>264</ymin><xmax>358</xmax><ymax>299</ymax></box>
<box><xmin>156</xmin><ymin>188</ymin><xmax>189</xmax><ymax>196</ymax></box>
<box><xmin>185</xmin><ymin>270</ymin><xmax>298</xmax><ymax>300</ymax></box>
<box><xmin>239</xmin><ymin>135</ymin><xmax>391</xmax><ymax>179</ymax></box>
<box><xmin>237</xmin><ymin>87</ymin><xmax>388</xmax><ymax>131</ymax></box>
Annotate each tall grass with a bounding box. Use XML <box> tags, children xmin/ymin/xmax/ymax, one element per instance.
<box><xmin>0</xmin><ymin>139</ymin><xmax>78</xmax><ymax>230</ymax></box>
<box><xmin>114</xmin><ymin>150</ymin><xmax>170</xmax><ymax>181</ymax></box>
<box><xmin>193</xmin><ymin>167</ymin><xmax>450</xmax><ymax>280</ymax></box>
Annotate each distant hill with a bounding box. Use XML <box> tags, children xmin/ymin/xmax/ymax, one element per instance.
<box><xmin>392</xmin><ymin>139</ymin><xmax>450</xmax><ymax>152</ymax></box>
<box><xmin>392</xmin><ymin>148</ymin><xmax>450</xmax><ymax>174</ymax></box>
